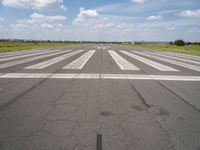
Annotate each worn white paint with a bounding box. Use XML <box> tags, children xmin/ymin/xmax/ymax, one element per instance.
<box><xmin>108</xmin><ymin>50</ymin><xmax>139</xmax><ymax>70</ymax></box>
<box><xmin>25</xmin><ymin>50</ymin><xmax>84</xmax><ymax>69</ymax></box>
<box><xmin>0</xmin><ymin>73</ymin><xmax>200</xmax><ymax>81</ymax></box>
<box><xmin>63</xmin><ymin>50</ymin><xmax>96</xmax><ymax>69</ymax></box>
<box><xmin>122</xmin><ymin>51</ymin><xmax>178</xmax><ymax>71</ymax></box>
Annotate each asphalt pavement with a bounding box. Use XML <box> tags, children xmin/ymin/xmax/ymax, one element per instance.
<box><xmin>0</xmin><ymin>44</ymin><xmax>200</xmax><ymax>150</ymax></box>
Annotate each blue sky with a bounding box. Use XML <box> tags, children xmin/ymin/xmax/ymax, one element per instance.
<box><xmin>0</xmin><ymin>0</ymin><xmax>200</xmax><ymax>41</ymax></box>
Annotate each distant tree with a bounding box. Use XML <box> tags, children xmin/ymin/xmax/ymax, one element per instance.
<box><xmin>174</xmin><ymin>40</ymin><xmax>185</xmax><ymax>46</ymax></box>
<box><xmin>192</xmin><ymin>42</ymin><xmax>200</xmax><ymax>45</ymax></box>
<box><xmin>186</xmin><ymin>42</ymin><xmax>192</xmax><ymax>45</ymax></box>
<box><xmin>169</xmin><ymin>41</ymin><xmax>174</xmax><ymax>45</ymax></box>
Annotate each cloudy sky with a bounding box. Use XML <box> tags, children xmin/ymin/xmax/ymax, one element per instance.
<box><xmin>0</xmin><ymin>0</ymin><xmax>200</xmax><ymax>41</ymax></box>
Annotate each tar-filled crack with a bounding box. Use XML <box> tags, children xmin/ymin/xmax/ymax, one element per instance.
<box><xmin>0</xmin><ymin>77</ymin><xmax>49</xmax><ymax>112</ymax></box>
<box><xmin>129</xmin><ymin>83</ymin><xmax>151</xmax><ymax>108</ymax></box>
<box><xmin>103</xmin><ymin>78</ymin><xmax>130</xmax><ymax>150</ymax></box>
<box><xmin>118</xmin><ymin>111</ymin><xmax>133</xmax><ymax>150</ymax></box>
<box><xmin>156</xmin><ymin>81</ymin><xmax>200</xmax><ymax>113</ymax></box>
<box><xmin>118</xmin><ymin>59</ymin><xmax>177</xmax><ymax>150</ymax></box>
<box><xmin>1</xmin><ymin>48</ymin><xmax>185</xmax><ymax>150</ymax></box>
<box><xmin>0</xmin><ymin>64</ymin><xmax>66</xmax><ymax>112</ymax></box>
<box><xmin>114</xmin><ymin>57</ymin><xmax>152</xmax><ymax>109</ymax></box>
<box><xmin>27</xmin><ymin>74</ymin><xmax>101</xmax><ymax>149</ymax></box>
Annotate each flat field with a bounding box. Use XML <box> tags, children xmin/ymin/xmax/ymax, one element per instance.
<box><xmin>0</xmin><ymin>41</ymin><xmax>79</xmax><ymax>53</ymax></box>
<box><xmin>124</xmin><ymin>43</ymin><xmax>200</xmax><ymax>56</ymax></box>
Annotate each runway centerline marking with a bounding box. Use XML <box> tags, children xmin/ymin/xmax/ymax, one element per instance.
<box><xmin>0</xmin><ymin>73</ymin><xmax>200</xmax><ymax>81</ymax></box>
<box><xmin>63</xmin><ymin>50</ymin><xmax>96</xmax><ymax>69</ymax></box>
<box><xmin>108</xmin><ymin>50</ymin><xmax>139</xmax><ymax>70</ymax></box>
<box><xmin>121</xmin><ymin>51</ymin><xmax>178</xmax><ymax>71</ymax></box>
<box><xmin>25</xmin><ymin>50</ymin><xmax>83</xmax><ymax>69</ymax></box>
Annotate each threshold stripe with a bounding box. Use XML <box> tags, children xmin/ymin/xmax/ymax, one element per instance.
<box><xmin>0</xmin><ymin>50</ymin><xmax>60</xmax><ymax>62</ymax></box>
<box><xmin>0</xmin><ymin>49</ymin><xmax>48</xmax><ymax>58</ymax></box>
<box><xmin>25</xmin><ymin>50</ymin><xmax>83</xmax><ymax>69</ymax></box>
<box><xmin>146</xmin><ymin>51</ymin><xmax>200</xmax><ymax>65</ymax></box>
<box><xmin>133</xmin><ymin>51</ymin><xmax>200</xmax><ymax>72</ymax></box>
<box><xmin>63</xmin><ymin>50</ymin><xmax>96</xmax><ymax>69</ymax></box>
<box><xmin>122</xmin><ymin>51</ymin><xmax>178</xmax><ymax>71</ymax></box>
<box><xmin>108</xmin><ymin>50</ymin><xmax>139</xmax><ymax>70</ymax></box>
<box><xmin>0</xmin><ymin>51</ymin><xmax>67</xmax><ymax>68</ymax></box>
<box><xmin>163</xmin><ymin>52</ymin><xmax>200</xmax><ymax>61</ymax></box>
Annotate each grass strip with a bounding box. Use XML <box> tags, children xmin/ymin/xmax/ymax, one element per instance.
<box><xmin>0</xmin><ymin>42</ymin><xmax>79</xmax><ymax>53</ymax></box>
<box><xmin>122</xmin><ymin>44</ymin><xmax>200</xmax><ymax>56</ymax></box>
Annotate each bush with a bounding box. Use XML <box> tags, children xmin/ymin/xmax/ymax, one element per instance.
<box><xmin>174</xmin><ymin>40</ymin><xmax>185</xmax><ymax>46</ymax></box>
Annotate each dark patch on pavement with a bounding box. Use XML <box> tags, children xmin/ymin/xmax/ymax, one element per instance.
<box><xmin>177</xmin><ymin>116</ymin><xmax>184</xmax><ymax>120</ymax></box>
<box><xmin>131</xmin><ymin>104</ymin><xmax>143</xmax><ymax>111</ymax></box>
<box><xmin>96</xmin><ymin>134</ymin><xmax>102</xmax><ymax>150</ymax></box>
<box><xmin>156</xmin><ymin>108</ymin><xmax>170</xmax><ymax>117</ymax></box>
<box><xmin>100</xmin><ymin>111</ymin><xmax>112</xmax><ymax>117</ymax></box>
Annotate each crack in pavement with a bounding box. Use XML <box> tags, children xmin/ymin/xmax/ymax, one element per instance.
<box><xmin>156</xmin><ymin>80</ymin><xmax>200</xmax><ymax>113</ymax></box>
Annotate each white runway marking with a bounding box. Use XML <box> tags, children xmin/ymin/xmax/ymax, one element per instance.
<box><xmin>0</xmin><ymin>50</ymin><xmax>46</xmax><ymax>58</ymax></box>
<box><xmin>0</xmin><ymin>50</ymin><xmax>60</xmax><ymax>62</ymax></box>
<box><xmin>108</xmin><ymin>50</ymin><xmax>139</xmax><ymax>70</ymax></box>
<box><xmin>0</xmin><ymin>73</ymin><xmax>200</xmax><ymax>81</ymax></box>
<box><xmin>0</xmin><ymin>51</ymin><xmax>67</xmax><ymax>69</ymax></box>
<box><xmin>146</xmin><ymin>51</ymin><xmax>200</xmax><ymax>65</ymax></box>
<box><xmin>163</xmin><ymin>52</ymin><xmax>200</xmax><ymax>61</ymax></box>
<box><xmin>63</xmin><ymin>50</ymin><xmax>96</xmax><ymax>69</ymax></box>
<box><xmin>121</xmin><ymin>51</ymin><xmax>178</xmax><ymax>71</ymax></box>
<box><xmin>133</xmin><ymin>51</ymin><xmax>200</xmax><ymax>72</ymax></box>
<box><xmin>25</xmin><ymin>50</ymin><xmax>83</xmax><ymax>69</ymax></box>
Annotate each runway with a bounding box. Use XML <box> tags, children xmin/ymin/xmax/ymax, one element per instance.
<box><xmin>0</xmin><ymin>44</ymin><xmax>200</xmax><ymax>150</ymax></box>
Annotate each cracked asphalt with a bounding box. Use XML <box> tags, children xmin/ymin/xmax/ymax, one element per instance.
<box><xmin>0</xmin><ymin>44</ymin><xmax>200</xmax><ymax>150</ymax></box>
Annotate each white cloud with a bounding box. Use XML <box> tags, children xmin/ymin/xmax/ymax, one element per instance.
<box><xmin>179</xmin><ymin>9</ymin><xmax>200</xmax><ymax>17</ymax></box>
<box><xmin>0</xmin><ymin>17</ymin><xmax>4</xmax><ymax>29</ymax></box>
<box><xmin>1</xmin><ymin>0</ymin><xmax>67</xmax><ymax>11</ymax></box>
<box><xmin>11</xmin><ymin>23</ymin><xmax>28</xmax><ymax>28</ymax></box>
<box><xmin>93</xmin><ymin>23</ymin><xmax>113</xmax><ymax>30</ymax></box>
<box><xmin>2</xmin><ymin>0</ymin><xmax>31</xmax><ymax>8</ymax></box>
<box><xmin>146</xmin><ymin>15</ymin><xmax>162</xmax><ymax>21</ymax></box>
<box><xmin>29</xmin><ymin>13</ymin><xmax>66</xmax><ymax>23</ymax></box>
<box><xmin>73</xmin><ymin>7</ymin><xmax>117</xmax><ymax>32</ymax></box>
<box><xmin>41</xmin><ymin>23</ymin><xmax>54</xmax><ymax>29</ymax></box>
<box><xmin>0</xmin><ymin>17</ymin><xmax>4</xmax><ymax>22</ymax></box>
<box><xmin>188</xmin><ymin>27</ymin><xmax>199</xmax><ymax>33</ymax></box>
<box><xmin>130</xmin><ymin>0</ymin><xmax>145</xmax><ymax>4</ymax></box>
<box><xmin>166</xmin><ymin>26</ymin><xmax>176</xmax><ymax>30</ymax></box>
<box><xmin>9</xmin><ymin>13</ymin><xmax>67</xmax><ymax>40</ymax></box>
<box><xmin>11</xmin><ymin>12</ymin><xmax>66</xmax><ymax>30</ymax></box>
<box><xmin>116</xmin><ymin>23</ymin><xmax>137</xmax><ymax>32</ymax></box>
<box><xmin>73</xmin><ymin>8</ymin><xmax>99</xmax><ymax>25</ymax></box>
<box><xmin>60</xmin><ymin>4</ymin><xmax>67</xmax><ymax>11</ymax></box>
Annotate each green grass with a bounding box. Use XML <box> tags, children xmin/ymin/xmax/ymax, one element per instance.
<box><xmin>123</xmin><ymin>44</ymin><xmax>200</xmax><ymax>56</ymax></box>
<box><xmin>0</xmin><ymin>42</ymin><xmax>79</xmax><ymax>53</ymax></box>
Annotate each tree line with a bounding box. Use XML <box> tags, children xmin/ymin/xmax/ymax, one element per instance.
<box><xmin>0</xmin><ymin>39</ymin><xmax>199</xmax><ymax>46</ymax></box>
